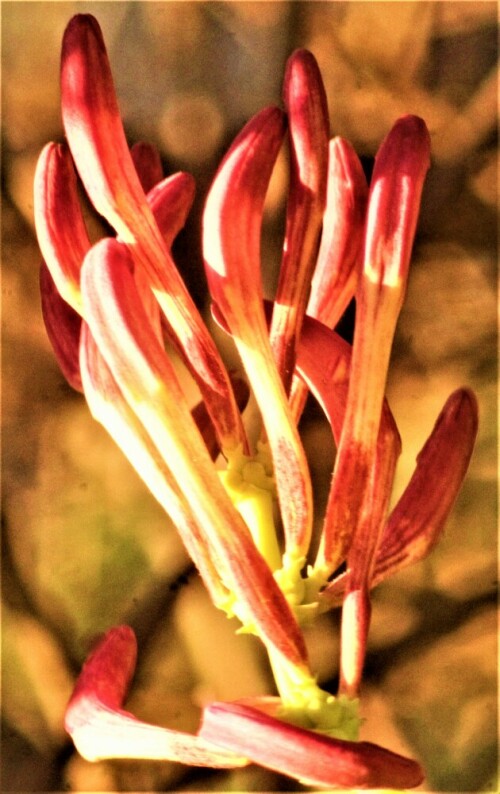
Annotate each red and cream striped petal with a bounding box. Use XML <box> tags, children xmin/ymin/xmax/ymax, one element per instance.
<box><xmin>81</xmin><ymin>238</ymin><xmax>308</xmax><ymax>669</ymax></box>
<box><xmin>61</xmin><ymin>14</ymin><xmax>246</xmax><ymax>455</ymax></box>
<box><xmin>270</xmin><ymin>49</ymin><xmax>329</xmax><ymax>392</ymax></box>
<box><xmin>65</xmin><ymin>626</ymin><xmax>248</xmax><ymax>767</ymax></box>
<box><xmin>320</xmin><ymin>389</ymin><xmax>479</xmax><ymax>605</ymax></box>
<box><xmin>34</xmin><ymin>142</ymin><xmax>90</xmax><ymax>315</ymax></box>
<box><xmin>375</xmin><ymin>388</ymin><xmax>479</xmax><ymax>582</ymax></box>
<box><xmin>203</xmin><ymin>106</ymin><xmax>313</xmax><ymax>559</ymax></box>
<box><xmin>308</xmin><ymin>137</ymin><xmax>368</xmax><ymax>329</ymax></box>
<box><xmin>314</xmin><ymin>116</ymin><xmax>430</xmax><ymax>578</ymax></box>
<box><xmin>200</xmin><ymin>700</ymin><xmax>424</xmax><ymax>789</ymax></box>
<box><xmin>79</xmin><ymin>323</ymin><xmax>231</xmax><ymax>608</ymax></box>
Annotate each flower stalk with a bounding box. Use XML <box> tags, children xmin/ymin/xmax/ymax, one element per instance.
<box><xmin>35</xmin><ymin>13</ymin><xmax>478</xmax><ymax>789</ymax></box>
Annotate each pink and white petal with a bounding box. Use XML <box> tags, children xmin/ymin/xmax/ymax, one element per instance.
<box><xmin>363</xmin><ymin>115</ymin><xmax>431</xmax><ymax>293</ymax></box>
<box><xmin>270</xmin><ymin>49</ymin><xmax>329</xmax><ymax>390</ymax></box>
<box><xmin>61</xmin><ymin>14</ymin><xmax>246</xmax><ymax>455</ymax></box>
<box><xmin>203</xmin><ymin>107</ymin><xmax>285</xmax><ymax>331</ymax></box>
<box><xmin>200</xmin><ymin>701</ymin><xmax>424</xmax><ymax>789</ymax></box>
<box><xmin>61</xmin><ymin>15</ymin><xmax>153</xmax><ymax>242</ymax></box>
<box><xmin>79</xmin><ymin>323</ymin><xmax>231</xmax><ymax>608</ymax></box>
<box><xmin>289</xmin><ymin>137</ymin><xmax>367</xmax><ymax>424</ymax></box>
<box><xmin>349</xmin><ymin>116</ymin><xmax>431</xmax><ymax>450</ymax></box>
<box><xmin>203</xmin><ymin>106</ymin><xmax>313</xmax><ymax>558</ymax></box>
<box><xmin>65</xmin><ymin>627</ymin><xmax>247</xmax><ymax>767</ymax></box>
<box><xmin>308</xmin><ymin>137</ymin><xmax>368</xmax><ymax>328</ymax></box>
<box><xmin>34</xmin><ymin>142</ymin><xmax>90</xmax><ymax>314</ymax></box>
<box><xmin>81</xmin><ymin>238</ymin><xmax>308</xmax><ymax>669</ymax></box>
<box><xmin>312</xmin><ymin>117</ymin><xmax>430</xmax><ymax>579</ymax></box>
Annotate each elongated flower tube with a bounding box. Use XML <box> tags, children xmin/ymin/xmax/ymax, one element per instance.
<box><xmin>79</xmin><ymin>326</ymin><xmax>232</xmax><ymax>609</ymax></box>
<box><xmin>65</xmin><ymin>626</ymin><xmax>248</xmax><ymax>767</ymax></box>
<box><xmin>308</xmin><ymin>137</ymin><xmax>368</xmax><ymax>329</ymax></box>
<box><xmin>81</xmin><ymin>237</ymin><xmax>308</xmax><ymax>670</ymax></box>
<box><xmin>200</xmin><ymin>701</ymin><xmax>424</xmax><ymax>789</ymax></box>
<box><xmin>289</xmin><ymin>136</ymin><xmax>368</xmax><ymax>423</ymax></box>
<box><xmin>269</xmin><ymin>49</ymin><xmax>329</xmax><ymax>393</ymax></box>
<box><xmin>203</xmin><ymin>106</ymin><xmax>314</xmax><ymax>561</ymax></box>
<box><xmin>66</xmin><ymin>626</ymin><xmax>423</xmax><ymax>789</ymax></box>
<box><xmin>60</xmin><ymin>13</ymin><xmax>246</xmax><ymax>457</ymax></box>
<box><xmin>309</xmin><ymin>116</ymin><xmax>432</xmax><ymax>697</ymax></box>
<box><xmin>314</xmin><ymin>115</ymin><xmax>431</xmax><ymax>579</ymax></box>
<box><xmin>35</xmin><ymin>13</ymin><xmax>479</xmax><ymax>790</ymax></box>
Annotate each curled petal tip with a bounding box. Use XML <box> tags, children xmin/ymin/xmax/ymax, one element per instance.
<box><xmin>284</xmin><ymin>48</ymin><xmax>329</xmax><ymax>122</ymax></box>
<box><xmin>65</xmin><ymin>626</ymin><xmax>247</xmax><ymax>767</ymax></box>
<box><xmin>283</xmin><ymin>48</ymin><xmax>329</xmax><ymax>190</ymax></box>
<box><xmin>61</xmin><ymin>12</ymin><xmax>151</xmax><ymax>242</ymax></box>
<box><xmin>364</xmin><ymin>114</ymin><xmax>431</xmax><ymax>290</ymax></box>
<box><xmin>204</xmin><ymin>104</ymin><xmax>286</xmax><ymax>286</ymax></box>
<box><xmin>147</xmin><ymin>171</ymin><xmax>196</xmax><ymax>249</ymax></box>
<box><xmin>67</xmin><ymin>625</ymin><xmax>137</xmax><ymax>716</ymax></box>
<box><xmin>34</xmin><ymin>141</ymin><xmax>89</xmax><ymax>315</ymax></box>
<box><xmin>62</xmin><ymin>13</ymin><xmax>106</xmax><ymax>66</ymax></box>
<box><xmin>308</xmin><ymin>136</ymin><xmax>368</xmax><ymax>328</ymax></box>
<box><xmin>375</xmin><ymin>115</ymin><xmax>431</xmax><ymax>178</ymax></box>
<box><xmin>131</xmin><ymin>141</ymin><xmax>164</xmax><ymax>193</ymax></box>
<box><xmin>447</xmin><ymin>386</ymin><xmax>479</xmax><ymax>431</ymax></box>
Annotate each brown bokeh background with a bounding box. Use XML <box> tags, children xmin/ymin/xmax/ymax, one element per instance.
<box><xmin>2</xmin><ymin>2</ymin><xmax>497</xmax><ymax>792</ymax></box>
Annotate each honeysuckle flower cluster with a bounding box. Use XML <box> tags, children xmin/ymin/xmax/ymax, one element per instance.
<box><xmin>34</xmin><ymin>14</ymin><xmax>478</xmax><ymax>790</ymax></box>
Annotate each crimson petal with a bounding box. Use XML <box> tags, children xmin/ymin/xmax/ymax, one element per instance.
<box><xmin>376</xmin><ymin>388</ymin><xmax>479</xmax><ymax>580</ymax></box>
<box><xmin>61</xmin><ymin>13</ymin><xmax>246</xmax><ymax>455</ymax></box>
<box><xmin>34</xmin><ymin>142</ymin><xmax>90</xmax><ymax>315</ymax></box>
<box><xmin>200</xmin><ymin>701</ymin><xmax>424</xmax><ymax>789</ymax></box>
<box><xmin>270</xmin><ymin>49</ymin><xmax>329</xmax><ymax>391</ymax></box>
<box><xmin>321</xmin><ymin>388</ymin><xmax>479</xmax><ymax>604</ymax></box>
<box><xmin>40</xmin><ymin>262</ymin><xmax>82</xmax><ymax>391</ymax></box>
<box><xmin>146</xmin><ymin>171</ymin><xmax>196</xmax><ymax>250</ymax></box>
<box><xmin>65</xmin><ymin>626</ymin><xmax>248</xmax><ymax>767</ymax></box>
<box><xmin>81</xmin><ymin>238</ymin><xmax>308</xmax><ymax>668</ymax></box>
<box><xmin>203</xmin><ymin>106</ymin><xmax>313</xmax><ymax>558</ymax></box>
<box><xmin>130</xmin><ymin>141</ymin><xmax>164</xmax><ymax>193</ymax></box>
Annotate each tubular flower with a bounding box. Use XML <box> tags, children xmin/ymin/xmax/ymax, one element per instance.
<box><xmin>34</xmin><ymin>13</ymin><xmax>479</xmax><ymax>789</ymax></box>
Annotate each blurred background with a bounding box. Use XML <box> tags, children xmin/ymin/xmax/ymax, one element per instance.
<box><xmin>2</xmin><ymin>2</ymin><xmax>497</xmax><ymax>791</ymax></box>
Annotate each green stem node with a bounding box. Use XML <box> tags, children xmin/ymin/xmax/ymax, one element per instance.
<box><xmin>268</xmin><ymin>647</ymin><xmax>361</xmax><ymax>741</ymax></box>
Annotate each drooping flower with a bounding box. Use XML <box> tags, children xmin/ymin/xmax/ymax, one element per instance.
<box><xmin>34</xmin><ymin>13</ymin><xmax>478</xmax><ymax>789</ymax></box>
